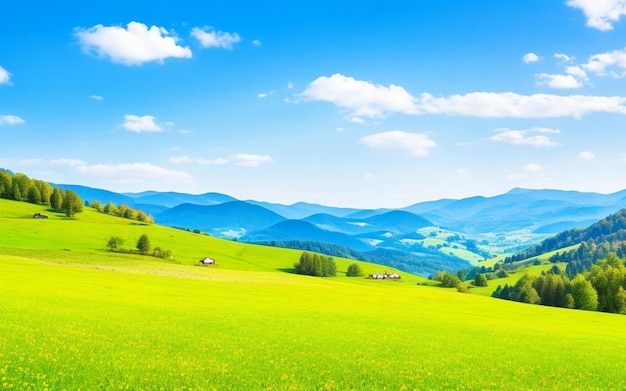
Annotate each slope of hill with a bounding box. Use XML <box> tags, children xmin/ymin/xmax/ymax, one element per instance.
<box><xmin>3</xmin><ymin>198</ymin><xmax>626</xmax><ymax>390</ymax></box>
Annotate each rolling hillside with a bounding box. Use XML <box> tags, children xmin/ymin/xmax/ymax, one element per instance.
<box><xmin>3</xmin><ymin>198</ymin><xmax>626</xmax><ymax>390</ymax></box>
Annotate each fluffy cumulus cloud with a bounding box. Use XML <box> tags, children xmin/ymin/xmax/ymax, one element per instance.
<box><xmin>122</xmin><ymin>115</ymin><xmax>162</xmax><ymax>132</ymax></box>
<box><xmin>489</xmin><ymin>128</ymin><xmax>561</xmax><ymax>147</ymax></box>
<box><xmin>535</xmin><ymin>73</ymin><xmax>584</xmax><ymax>89</ymax></box>
<box><xmin>301</xmin><ymin>74</ymin><xmax>420</xmax><ymax>119</ymax></box>
<box><xmin>523</xmin><ymin>52</ymin><xmax>540</xmax><ymax>64</ymax></box>
<box><xmin>75</xmin><ymin>21</ymin><xmax>192</xmax><ymax>65</ymax></box>
<box><xmin>302</xmin><ymin>74</ymin><xmax>626</xmax><ymax>119</ymax></box>
<box><xmin>0</xmin><ymin>66</ymin><xmax>10</xmax><ymax>85</ymax></box>
<box><xmin>583</xmin><ymin>47</ymin><xmax>626</xmax><ymax>77</ymax></box>
<box><xmin>359</xmin><ymin>131</ymin><xmax>436</xmax><ymax>157</ymax></box>
<box><xmin>567</xmin><ymin>0</ymin><xmax>626</xmax><ymax>30</ymax></box>
<box><xmin>90</xmin><ymin>95</ymin><xmax>104</xmax><ymax>101</ymax></box>
<box><xmin>0</xmin><ymin>115</ymin><xmax>25</xmax><ymax>126</ymax></box>
<box><xmin>191</xmin><ymin>27</ymin><xmax>241</xmax><ymax>49</ymax></box>
<box><xmin>231</xmin><ymin>153</ymin><xmax>273</xmax><ymax>167</ymax></box>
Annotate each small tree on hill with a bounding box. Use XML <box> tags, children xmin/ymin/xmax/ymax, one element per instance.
<box><xmin>320</xmin><ymin>255</ymin><xmax>337</xmax><ymax>277</ymax></box>
<box><xmin>294</xmin><ymin>251</ymin><xmax>322</xmax><ymax>276</ymax></box>
<box><xmin>62</xmin><ymin>190</ymin><xmax>83</xmax><ymax>217</ymax></box>
<box><xmin>107</xmin><ymin>236</ymin><xmax>125</xmax><ymax>251</ymax></box>
<box><xmin>136</xmin><ymin>234</ymin><xmax>151</xmax><ymax>255</ymax></box>
<box><xmin>346</xmin><ymin>263</ymin><xmax>363</xmax><ymax>277</ymax></box>
<box><xmin>473</xmin><ymin>273</ymin><xmax>488</xmax><ymax>287</ymax></box>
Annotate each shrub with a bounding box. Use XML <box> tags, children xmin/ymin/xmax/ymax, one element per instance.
<box><xmin>346</xmin><ymin>263</ymin><xmax>363</xmax><ymax>277</ymax></box>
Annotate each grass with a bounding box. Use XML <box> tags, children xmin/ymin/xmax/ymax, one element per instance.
<box><xmin>2</xmin><ymin>199</ymin><xmax>626</xmax><ymax>390</ymax></box>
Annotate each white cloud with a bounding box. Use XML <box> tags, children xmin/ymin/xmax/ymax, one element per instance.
<box><xmin>579</xmin><ymin>151</ymin><xmax>596</xmax><ymax>160</ymax></box>
<box><xmin>169</xmin><ymin>155</ymin><xmax>228</xmax><ymax>165</ymax></box>
<box><xmin>566</xmin><ymin>0</ymin><xmax>626</xmax><ymax>31</ymax></box>
<box><xmin>90</xmin><ymin>95</ymin><xmax>103</xmax><ymax>101</ymax></box>
<box><xmin>418</xmin><ymin>91</ymin><xmax>626</xmax><ymax>118</ymax></box>
<box><xmin>535</xmin><ymin>73</ymin><xmax>584</xmax><ymax>89</ymax></box>
<box><xmin>191</xmin><ymin>27</ymin><xmax>241</xmax><ymax>49</ymax></box>
<box><xmin>554</xmin><ymin>53</ymin><xmax>575</xmax><ymax>62</ymax></box>
<box><xmin>257</xmin><ymin>90</ymin><xmax>275</xmax><ymax>98</ymax></box>
<box><xmin>78</xmin><ymin>162</ymin><xmax>193</xmax><ymax>181</ymax></box>
<box><xmin>287</xmin><ymin>82</ymin><xmax>294</xmax><ymax>89</ymax></box>
<box><xmin>302</xmin><ymin>74</ymin><xmax>626</xmax><ymax>119</ymax></box>
<box><xmin>350</xmin><ymin>116</ymin><xmax>365</xmax><ymax>123</ymax></box>
<box><xmin>75</xmin><ymin>22</ymin><xmax>192</xmax><ymax>66</ymax></box>
<box><xmin>0</xmin><ymin>66</ymin><xmax>10</xmax><ymax>85</ymax></box>
<box><xmin>122</xmin><ymin>115</ymin><xmax>162</xmax><ymax>132</ymax></box>
<box><xmin>583</xmin><ymin>47</ymin><xmax>626</xmax><ymax>77</ymax></box>
<box><xmin>301</xmin><ymin>74</ymin><xmax>420</xmax><ymax>118</ymax></box>
<box><xmin>252</xmin><ymin>39</ymin><xmax>262</xmax><ymax>47</ymax></box>
<box><xmin>360</xmin><ymin>131</ymin><xmax>436</xmax><ymax>157</ymax></box>
<box><xmin>231</xmin><ymin>153</ymin><xmax>273</xmax><ymax>167</ymax></box>
<box><xmin>0</xmin><ymin>115</ymin><xmax>25</xmax><ymax>126</ymax></box>
<box><xmin>51</xmin><ymin>158</ymin><xmax>87</xmax><ymax>167</ymax></box>
<box><xmin>565</xmin><ymin>65</ymin><xmax>589</xmax><ymax>80</ymax></box>
<box><xmin>523</xmin><ymin>53</ymin><xmax>540</xmax><ymax>64</ymax></box>
<box><xmin>489</xmin><ymin>127</ymin><xmax>561</xmax><ymax>147</ymax></box>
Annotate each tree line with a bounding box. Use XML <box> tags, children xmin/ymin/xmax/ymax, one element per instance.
<box><xmin>0</xmin><ymin>169</ymin><xmax>83</xmax><ymax>217</ymax></box>
<box><xmin>90</xmin><ymin>200</ymin><xmax>154</xmax><ymax>224</ymax></box>
<box><xmin>492</xmin><ymin>253</ymin><xmax>626</xmax><ymax>314</ymax></box>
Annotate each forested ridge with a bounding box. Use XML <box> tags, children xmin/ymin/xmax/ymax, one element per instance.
<box><xmin>490</xmin><ymin>209</ymin><xmax>626</xmax><ymax>314</ymax></box>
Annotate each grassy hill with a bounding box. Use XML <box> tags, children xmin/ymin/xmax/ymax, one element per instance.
<box><xmin>3</xmin><ymin>199</ymin><xmax>626</xmax><ymax>389</ymax></box>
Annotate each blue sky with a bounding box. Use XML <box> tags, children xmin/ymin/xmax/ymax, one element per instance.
<box><xmin>3</xmin><ymin>0</ymin><xmax>626</xmax><ymax>208</ymax></box>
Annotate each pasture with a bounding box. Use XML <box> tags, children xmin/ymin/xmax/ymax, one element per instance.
<box><xmin>2</xmin><ymin>200</ymin><xmax>626</xmax><ymax>390</ymax></box>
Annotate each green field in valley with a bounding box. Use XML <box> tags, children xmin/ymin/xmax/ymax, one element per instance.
<box><xmin>2</xmin><ymin>199</ymin><xmax>626</xmax><ymax>390</ymax></box>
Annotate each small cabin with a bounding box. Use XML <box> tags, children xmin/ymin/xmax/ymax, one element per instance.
<box><xmin>198</xmin><ymin>257</ymin><xmax>216</xmax><ymax>266</ymax></box>
<box><xmin>33</xmin><ymin>213</ymin><xmax>49</xmax><ymax>219</ymax></box>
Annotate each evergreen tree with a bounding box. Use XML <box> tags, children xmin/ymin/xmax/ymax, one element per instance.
<box><xmin>136</xmin><ymin>234</ymin><xmax>151</xmax><ymax>255</ymax></box>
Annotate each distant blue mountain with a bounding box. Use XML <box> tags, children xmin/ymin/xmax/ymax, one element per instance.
<box><xmin>246</xmin><ymin>200</ymin><xmax>361</xmax><ymax>219</ymax></box>
<box><xmin>125</xmin><ymin>191</ymin><xmax>237</xmax><ymax>208</ymax></box>
<box><xmin>242</xmin><ymin>220</ymin><xmax>373</xmax><ymax>252</ymax></box>
<box><xmin>155</xmin><ymin>201</ymin><xmax>285</xmax><ymax>237</ymax></box>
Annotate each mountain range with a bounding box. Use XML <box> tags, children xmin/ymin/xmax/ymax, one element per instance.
<box><xmin>56</xmin><ymin>183</ymin><xmax>626</xmax><ymax>275</ymax></box>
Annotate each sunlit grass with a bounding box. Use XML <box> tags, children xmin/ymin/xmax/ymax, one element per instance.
<box><xmin>2</xmin><ymin>199</ymin><xmax>626</xmax><ymax>389</ymax></box>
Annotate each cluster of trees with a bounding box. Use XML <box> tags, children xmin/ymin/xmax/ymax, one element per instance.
<box><xmin>293</xmin><ymin>251</ymin><xmax>336</xmax><ymax>277</ymax></box>
<box><xmin>91</xmin><ymin>200</ymin><xmax>154</xmax><ymax>224</ymax></box>
<box><xmin>504</xmin><ymin>209</ymin><xmax>626</xmax><ymax>266</ymax></box>
<box><xmin>493</xmin><ymin>253</ymin><xmax>626</xmax><ymax>314</ymax></box>
<box><xmin>432</xmin><ymin>271</ymin><xmax>489</xmax><ymax>288</ymax></box>
<box><xmin>0</xmin><ymin>170</ymin><xmax>83</xmax><ymax>217</ymax></box>
<box><xmin>107</xmin><ymin>233</ymin><xmax>172</xmax><ymax>259</ymax></box>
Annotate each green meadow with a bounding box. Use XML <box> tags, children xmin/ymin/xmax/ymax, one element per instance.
<box><xmin>2</xmin><ymin>200</ymin><xmax>626</xmax><ymax>390</ymax></box>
